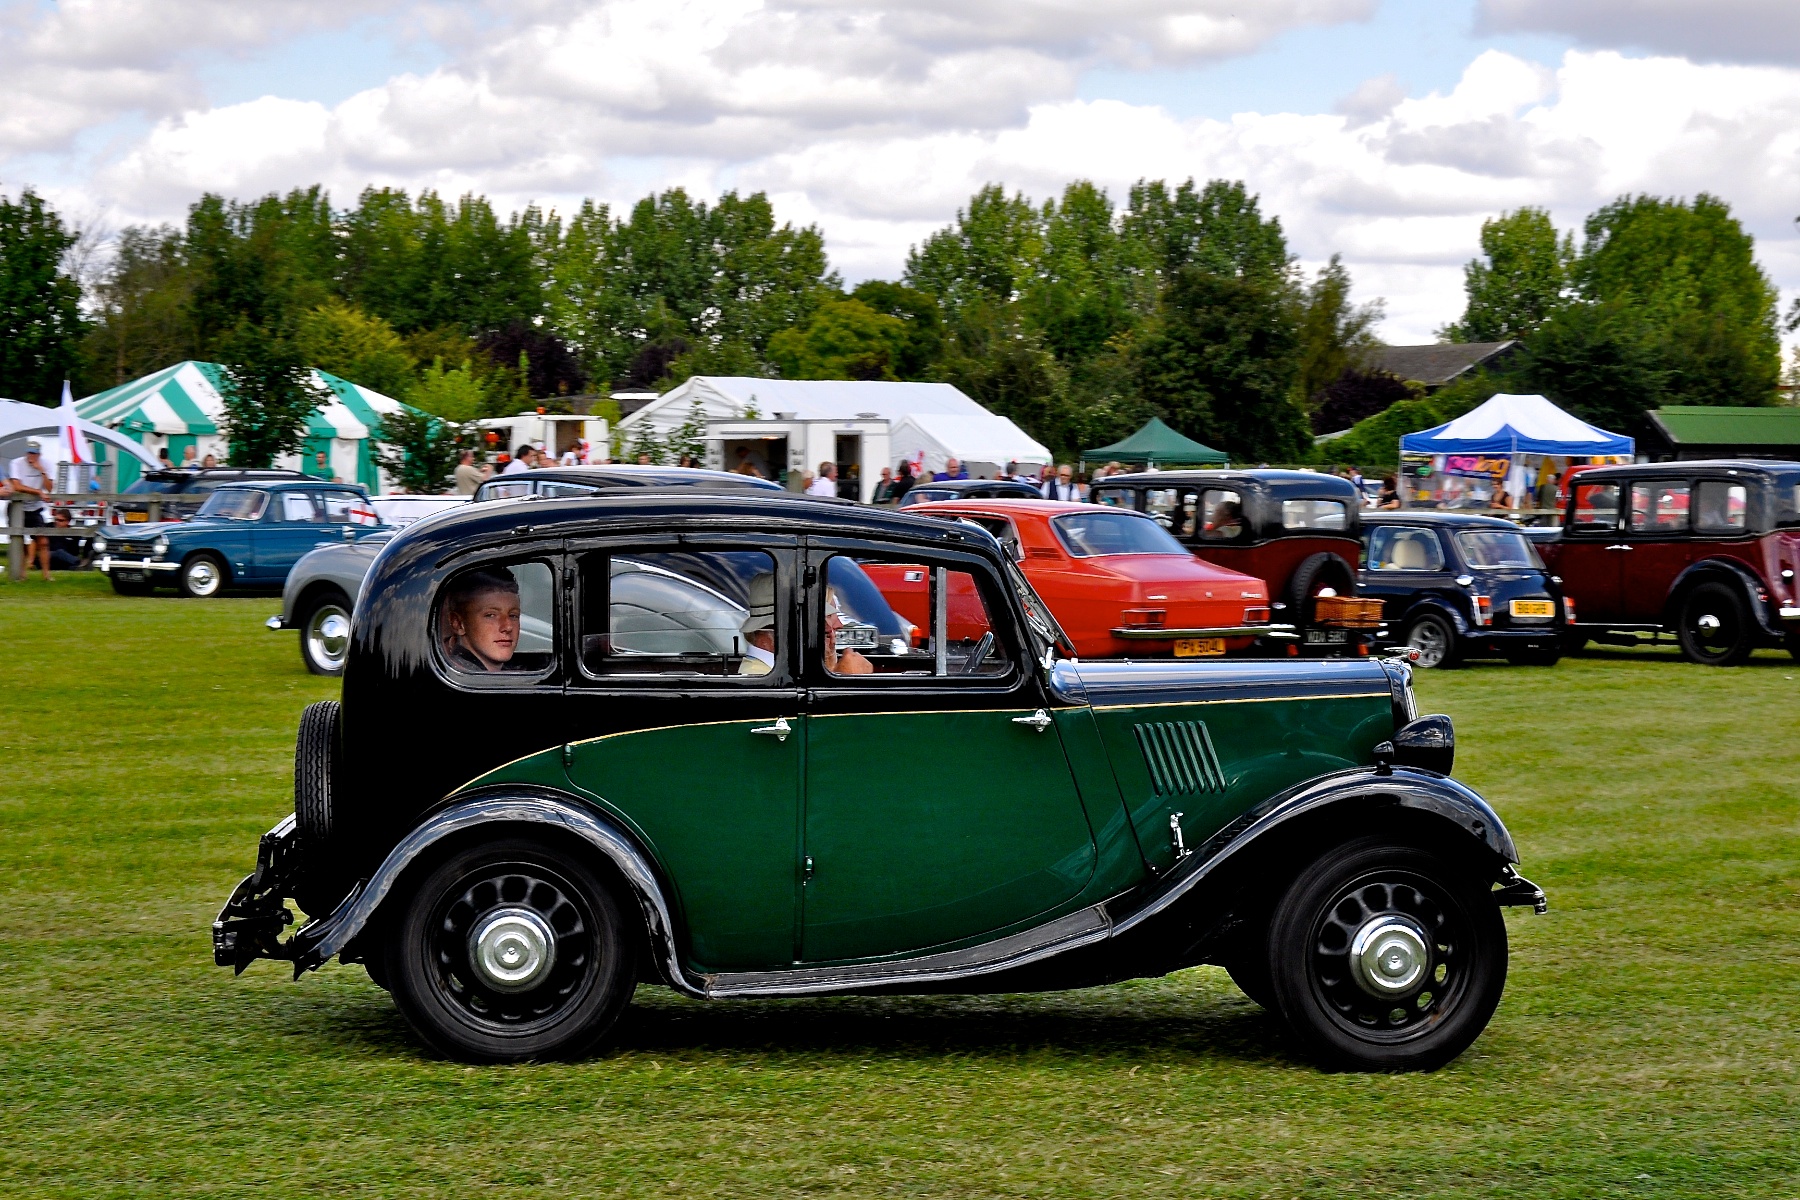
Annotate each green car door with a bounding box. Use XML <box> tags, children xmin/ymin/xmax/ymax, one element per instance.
<box><xmin>799</xmin><ymin>551</ymin><xmax>1098</xmax><ymax>963</ymax></box>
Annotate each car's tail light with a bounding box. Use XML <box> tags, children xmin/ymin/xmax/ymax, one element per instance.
<box><xmin>1561</xmin><ymin>596</ymin><xmax>1576</xmax><ymax>623</ymax></box>
<box><xmin>1120</xmin><ymin>608</ymin><xmax>1166</xmax><ymax>629</ymax></box>
<box><xmin>1473</xmin><ymin>594</ymin><xmax>1492</xmax><ymax>626</ymax></box>
<box><xmin>1243</xmin><ymin>606</ymin><xmax>1270</xmax><ymax>623</ymax></box>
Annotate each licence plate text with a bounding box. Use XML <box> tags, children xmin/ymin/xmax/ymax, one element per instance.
<box><xmin>1174</xmin><ymin>638</ymin><xmax>1227</xmax><ymax>657</ymax></box>
<box><xmin>1304</xmin><ymin>629</ymin><xmax>1349</xmax><ymax>644</ymax></box>
<box><xmin>1510</xmin><ymin>599</ymin><xmax>1556</xmax><ymax>618</ymax></box>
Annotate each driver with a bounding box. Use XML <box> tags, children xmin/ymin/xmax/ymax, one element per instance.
<box><xmin>738</xmin><ymin>574</ymin><xmax>777</xmax><ymax>676</ymax></box>
<box><xmin>823</xmin><ymin>589</ymin><xmax>874</xmax><ymax>675</ymax></box>
<box><xmin>441</xmin><ymin>567</ymin><xmax>522</xmax><ymax>672</ymax></box>
<box><xmin>1206</xmin><ymin>498</ymin><xmax>1245</xmax><ymax>538</ymax></box>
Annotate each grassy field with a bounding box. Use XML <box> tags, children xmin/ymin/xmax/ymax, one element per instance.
<box><xmin>1</xmin><ymin>571</ymin><xmax>1797</xmax><ymax>1199</ymax></box>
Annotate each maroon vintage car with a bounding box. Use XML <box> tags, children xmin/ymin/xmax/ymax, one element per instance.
<box><xmin>1538</xmin><ymin>460</ymin><xmax>1800</xmax><ymax>664</ymax></box>
<box><xmin>1088</xmin><ymin>470</ymin><xmax>1382</xmax><ymax>651</ymax></box>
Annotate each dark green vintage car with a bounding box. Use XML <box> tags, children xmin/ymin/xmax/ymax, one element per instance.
<box><xmin>214</xmin><ymin>493</ymin><xmax>1545</xmax><ymax>1071</ymax></box>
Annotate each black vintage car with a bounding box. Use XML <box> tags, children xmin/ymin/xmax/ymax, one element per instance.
<box><xmin>1359</xmin><ymin>513</ymin><xmax>1566</xmax><ymax>669</ymax></box>
<box><xmin>215</xmin><ymin>492</ymin><xmax>1544</xmax><ymax>1071</ymax></box>
<box><xmin>897</xmin><ymin>478</ymin><xmax>1044</xmax><ymax>506</ymax></box>
<box><xmin>473</xmin><ymin>464</ymin><xmax>782</xmax><ymax>502</ymax></box>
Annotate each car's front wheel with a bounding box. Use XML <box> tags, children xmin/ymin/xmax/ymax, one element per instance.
<box><xmin>298</xmin><ymin>592</ymin><xmax>353</xmax><ymax>676</ymax></box>
<box><xmin>1677</xmin><ymin>581</ymin><xmax>1755</xmax><ymax>666</ymax></box>
<box><xmin>177</xmin><ymin>553</ymin><xmax>227</xmax><ymax>598</ymax></box>
<box><xmin>1266</xmin><ymin>836</ymin><xmax>1508</xmax><ymax>1072</ymax></box>
<box><xmin>1403</xmin><ymin>612</ymin><xmax>1461</xmax><ymax>669</ymax></box>
<box><xmin>384</xmin><ymin>837</ymin><xmax>636</xmax><ymax>1062</ymax></box>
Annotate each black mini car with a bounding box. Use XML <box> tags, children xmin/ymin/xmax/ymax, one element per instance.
<box><xmin>1359</xmin><ymin>513</ymin><xmax>1565</xmax><ymax>668</ymax></box>
<box><xmin>897</xmin><ymin>478</ymin><xmax>1044</xmax><ymax>506</ymax></box>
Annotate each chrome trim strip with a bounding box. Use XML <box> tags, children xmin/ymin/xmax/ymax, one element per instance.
<box><xmin>1109</xmin><ymin>624</ymin><xmax>1298</xmax><ymax>640</ymax></box>
<box><xmin>703</xmin><ymin>907</ymin><xmax>1113</xmax><ymax>998</ymax></box>
<box><xmin>97</xmin><ymin>556</ymin><xmax>180</xmax><ymax>572</ymax></box>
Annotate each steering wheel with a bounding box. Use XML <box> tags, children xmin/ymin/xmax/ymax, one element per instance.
<box><xmin>962</xmin><ymin>631</ymin><xmax>995</xmax><ymax>675</ymax></box>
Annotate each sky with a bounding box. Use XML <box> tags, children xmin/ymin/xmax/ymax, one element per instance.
<box><xmin>4</xmin><ymin>0</ymin><xmax>1799</xmax><ymax>345</ymax></box>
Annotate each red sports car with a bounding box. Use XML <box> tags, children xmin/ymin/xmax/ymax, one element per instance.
<box><xmin>869</xmin><ymin>499</ymin><xmax>1292</xmax><ymax>658</ymax></box>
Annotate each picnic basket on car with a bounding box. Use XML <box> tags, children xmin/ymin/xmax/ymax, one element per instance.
<box><xmin>1313</xmin><ymin>596</ymin><xmax>1385</xmax><ymax>629</ymax></box>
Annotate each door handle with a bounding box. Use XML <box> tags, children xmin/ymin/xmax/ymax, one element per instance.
<box><xmin>1605</xmin><ymin>544</ymin><xmax>1634</xmax><ymax>551</ymax></box>
<box><xmin>750</xmin><ymin>717</ymin><xmax>793</xmax><ymax>743</ymax></box>
<box><xmin>1012</xmin><ymin>709</ymin><xmax>1053</xmax><ymax>733</ymax></box>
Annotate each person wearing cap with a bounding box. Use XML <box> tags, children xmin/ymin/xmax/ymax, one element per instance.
<box><xmin>9</xmin><ymin>439</ymin><xmax>54</xmax><ymax>579</ymax></box>
<box><xmin>737</xmin><ymin>573</ymin><xmax>778</xmax><ymax>676</ymax></box>
<box><xmin>822</xmin><ymin>588</ymin><xmax>874</xmax><ymax>675</ymax></box>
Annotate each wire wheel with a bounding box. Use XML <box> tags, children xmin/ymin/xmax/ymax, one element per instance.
<box><xmin>1677</xmin><ymin>581</ymin><xmax>1754</xmax><ymax>666</ymax></box>
<box><xmin>386</xmin><ymin>838</ymin><xmax>634</xmax><ymax>1062</ymax></box>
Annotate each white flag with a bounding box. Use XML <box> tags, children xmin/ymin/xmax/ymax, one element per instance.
<box><xmin>57</xmin><ymin>380</ymin><xmax>88</xmax><ymax>465</ymax></box>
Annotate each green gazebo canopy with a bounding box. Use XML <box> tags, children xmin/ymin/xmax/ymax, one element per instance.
<box><xmin>1084</xmin><ymin>417</ymin><xmax>1227</xmax><ymax>466</ymax></box>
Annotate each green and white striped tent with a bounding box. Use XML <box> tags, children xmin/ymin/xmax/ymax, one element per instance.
<box><xmin>78</xmin><ymin>361</ymin><xmax>414</xmax><ymax>489</ymax></box>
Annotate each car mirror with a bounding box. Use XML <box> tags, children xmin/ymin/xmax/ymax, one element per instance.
<box><xmin>342</xmin><ymin>526</ymin><xmax>356</xmax><ymax>541</ymax></box>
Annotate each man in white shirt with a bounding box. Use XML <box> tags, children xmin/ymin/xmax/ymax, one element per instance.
<box><xmin>737</xmin><ymin>574</ymin><xmax>777</xmax><ymax>675</ymax></box>
<box><xmin>9</xmin><ymin>440</ymin><xmax>54</xmax><ymax>579</ymax></box>
<box><xmin>1042</xmin><ymin>464</ymin><xmax>1081</xmax><ymax>501</ymax></box>
<box><xmin>806</xmin><ymin>462</ymin><xmax>838</xmax><ymax>497</ymax></box>
<box><xmin>503</xmin><ymin>446</ymin><xmax>535</xmax><ymax>475</ymax></box>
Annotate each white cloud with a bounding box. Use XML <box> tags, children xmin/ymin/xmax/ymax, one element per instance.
<box><xmin>1478</xmin><ymin>0</ymin><xmax>1800</xmax><ymax>68</ymax></box>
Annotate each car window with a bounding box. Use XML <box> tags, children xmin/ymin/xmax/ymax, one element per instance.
<box><xmin>1051</xmin><ymin>511</ymin><xmax>1187</xmax><ymax>556</ymax></box>
<box><xmin>1456</xmin><ymin>530</ymin><xmax>1542</xmax><ymax>569</ymax></box>
<box><xmin>184</xmin><ymin>478</ymin><xmax>232</xmax><ymax>494</ymax></box>
<box><xmin>1629</xmin><ymin>482</ymin><xmax>1689</xmax><ymax>533</ymax></box>
<box><xmin>1198</xmin><ymin>488</ymin><xmax>1246</xmax><ymax>541</ymax></box>
<box><xmin>317</xmin><ymin>490</ymin><xmax>379</xmax><ymax>524</ymax></box>
<box><xmin>436</xmin><ymin>561</ymin><xmax>556</xmax><ymax>677</ymax></box>
<box><xmin>1693</xmin><ymin>482</ymin><xmax>1748</xmax><ymax>533</ymax></box>
<box><xmin>578</xmin><ymin>550</ymin><xmax>777</xmax><ymax>679</ymax></box>
<box><xmin>1570</xmin><ymin>482</ymin><xmax>1620</xmax><ymax>532</ymax></box>
<box><xmin>1091</xmin><ymin>488</ymin><xmax>1135</xmax><ymax>509</ymax></box>
<box><xmin>1144</xmin><ymin>487</ymin><xmax>1199</xmax><ymax>537</ymax></box>
<box><xmin>281</xmin><ymin>493</ymin><xmax>325</xmax><ymax>522</ymax></box>
<box><xmin>1367</xmin><ymin>525</ymin><xmax>1445</xmax><ymax>571</ymax></box>
<box><xmin>1281</xmin><ymin>498</ymin><xmax>1348</xmax><ymax>531</ymax></box>
<box><xmin>538</xmin><ymin>482</ymin><xmax>602</xmax><ymax>499</ymax></box>
<box><xmin>478</xmin><ymin>480</ymin><xmax>536</xmax><ymax>501</ymax></box>
<box><xmin>1777</xmin><ymin>475</ymin><xmax>1800</xmax><ymax>527</ymax></box>
<box><xmin>124</xmin><ymin>478</ymin><xmax>179</xmax><ymax>494</ymax></box>
<box><xmin>825</xmin><ymin>556</ymin><xmax>1008</xmax><ymax>678</ymax></box>
<box><xmin>197</xmin><ymin>489</ymin><xmax>268</xmax><ymax>520</ymax></box>
<box><xmin>958</xmin><ymin>516</ymin><xmax>1022</xmax><ymax>560</ymax></box>
<box><xmin>900</xmin><ymin>487</ymin><xmax>953</xmax><ymax>506</ymax></box>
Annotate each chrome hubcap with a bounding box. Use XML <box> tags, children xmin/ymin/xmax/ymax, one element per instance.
<box><xmin>1696</xmin><ymin>613</ymin><xmax>1721</xmax><ymax>634</ymax></box>
<box><xmin>307</xmin><ymin>607</ymin><xmax>351</xmax><ymax>667</ymax></box>
<box><xmin>187</xmin><ymin>561</ymin><xmax>219</xmax><ymax>594</ymax></box>
<box><xmin>468</xmin><ymin>908</ymin><xmax>557</xmax><ymax>992</ymax></box>
<box><xmin>1349</xmin><ymin>917</ymin><xmax>1430</xmax><ymax>996</ymax></box>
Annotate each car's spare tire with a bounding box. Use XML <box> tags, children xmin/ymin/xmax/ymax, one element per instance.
<box><xmin>295</xmin><ymin>700</ymin><xmax>340</xmax><ymax>845</ymax></box>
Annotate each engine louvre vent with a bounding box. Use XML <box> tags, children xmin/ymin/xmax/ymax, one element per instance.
<box><xmin>1132</xmin><ymin>720</ymin><xmax>1226</xmax><ymax>797</ymax></box>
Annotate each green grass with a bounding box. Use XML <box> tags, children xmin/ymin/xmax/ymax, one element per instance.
<box><xmin>2</xmin><ymin>571</ymin><xmax>1797</xmax><ymax>1198</ymax></box>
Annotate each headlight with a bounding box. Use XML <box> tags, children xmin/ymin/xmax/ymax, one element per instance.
<box><xmin>93</xmin><ymin>536</ymin><xmax>108</xmax><ymax>553</ymax></box>
<box><xmin>153</xmin><ymin>536</ymin><xmax>170</xmax><ymax>557</ymax></box>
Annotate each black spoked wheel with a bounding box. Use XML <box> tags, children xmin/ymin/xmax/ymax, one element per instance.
<box><xmin>1404</xmin><ymin>612</ymin><xmax>1462</xmax><ymax>669</ymax></box>
<box><xmin>1267</xmin><ymin>837</ymin><xmax>1506</xmax><ymax>1072</ymax></box>
<box><xmin>385</xmin><ymin>838</ymin><xmax>635</xmax><ymax>1062</ymax></box>
<box><xmin>1677</xmin><ymin>581</ymin><xmax>1755</xmax><ymax>666</ymax></box>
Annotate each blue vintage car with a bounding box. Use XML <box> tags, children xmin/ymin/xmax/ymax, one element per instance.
<box><xmin>94</xmin><ymin>480</ymin><xmax>387</xmax><ymax>598</ymax></box>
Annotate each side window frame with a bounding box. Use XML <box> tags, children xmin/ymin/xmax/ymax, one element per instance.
<box><xmin>429</xmin><ymin>547</ymin><xmax>567</xmax><ymax>692</ymax></box>
<box><xmin>1627</xmin><ymin>479</ymin><xmax>1692</xmax><ymax>537</ymax></box>
<box><xmin>1566</xmin><ymin>481</ymin><xmax>1623</xmax><ymax>536</ymax></box>
<box><xmin>803</xmin><ymin>538</ymin><xmax>1025</xmax><ymax>693</ymax></box>
<box><xmin>565</xmin><ymin>531</ymin><xmax>802</xmax><ymax>692</ymax></box>
<box><xmin>1693</xmin><ymin>479</ymin><xmax>1750</xmax><ymax>536</ymax></box>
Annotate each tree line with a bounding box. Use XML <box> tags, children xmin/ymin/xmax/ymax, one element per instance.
<box><xmin>1</xmin><ymin>179</ymin><xmax>1791</xmax><ymax>471</ymax></box>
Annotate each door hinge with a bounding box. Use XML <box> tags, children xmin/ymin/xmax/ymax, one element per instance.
<box><xmin>802</xmin><ymin>855</ymin><xmax>815</xmax><ymax>882</ymax></box>
<box><xmin>1170</xmin><ymin>811</ymin><xmax>1190</xmax><ymax>861</ymax></box>
<box><xmin>561</xmin><ymin>744</ymin><xmax>573</xmax><ymax>768</ymax></box>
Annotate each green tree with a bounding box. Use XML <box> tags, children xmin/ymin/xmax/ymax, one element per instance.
<box><xmin>1118</xmin><ymin>179</ymin><xmax>1293</xmax><ymax>291</ymax></box>
<box><xmin>215</xmin><ymin>323</ymin><xmax>329</xmax><ymax>468</ymax></box>
<box><xmin>1135</xmin><ymin>267</ymin><xmax>1309</xmax><ymax>462</ymax></box>
<box><xmin>1296</xmin><ymin>254</ymin><xmax>1384</xmax><ymax>411</ymax></box>
<box><xmin>0</xmin><ymin>188</ymin><xmax>85</xmax><ymax>403</ymax></box>
<box><xmin>295</xmin><ymin>300</ymin><xmax>416</xmax><ymax>397</ymax></box>
<box><xmin>903</xmin><ymin>186</ymin><xmax>1044</xmax><ymax>319</ymax></box>
<box><xmin>78</xmin><ymin>224</ymin><xmax>197</xmax><ymax>392</ymax></box>
<box><xmin>407</xmin><ymin>357</ymin><xmax>490</xmax><ymax>423</ymax></box>
<box><xmin>1327</xmin><ymin>396</ymin><xmax>1447</xmax><ymax>471</ymax></box>
<box><xmin>849</xmin><ymin>280</ymin><xmax>943</xmax><ymax>376</ymax></box>
<box><xmin>1443</xmin><ymin>207</ymin><xmax>1571</xmax><ymax>342</ymax></box>
<box><xmin>769</xmin><ymin>297</ymin><xmax>910</xmax><ymax>380</ymax></box>
<box><xmin>1511</xmin><ymin>301</ymin><xmax>1671</xmax><ymax>431</ymax></box>
<box><xmin>185</xmin><ymin>188</ymin><xmax>335</xmax><ymax>353</ymax></box>
<box><xmin>371</xmin><ymin>408</ymin><xmax>471</xmax><ymax>493</ymax></box>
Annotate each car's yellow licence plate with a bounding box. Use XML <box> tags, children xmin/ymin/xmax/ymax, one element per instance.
<box><xmin>1174</xmin><ymin>638</ymin><xmax>1227</xmax><ymax>657</ymax></box>
<box><xmin>123</xmin><ymin>511</ymin><xmax>148</xmax><ymax>522</ymax></box>
<box><xmin>1510</xmin><ymin>600</ymin><xmax>1555</xmax><ymax>617</ymax></box>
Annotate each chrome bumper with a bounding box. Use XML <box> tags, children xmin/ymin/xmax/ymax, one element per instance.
<box><xmin>1110</xmin><ymin>623</ymin><xmax>1300</xmax><ymax>641</ymax></box>
<box><xmin>95</xmin><ymin>556</ymin><xmax>179</xmax><ymax>573</ymax></box>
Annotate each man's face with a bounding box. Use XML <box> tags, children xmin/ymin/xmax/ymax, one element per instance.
<box><xmin>1058</xmin><ymin>466</ymin><xmax>1073</xmax><ymax>484</ymax></box>
<box><xmin>449</xmin><ymin>589</ymin><xmax>520</xmax><ymax>668</ymax></box>
<box><xmin>52</xmin><ymin>510</ymin><xmax>70</xmax><ymax>526</ymax></box>
<box><xmin>947</xmin><ymin>458</ymin><xmax>959</xmax><ymax>473</ymax></box>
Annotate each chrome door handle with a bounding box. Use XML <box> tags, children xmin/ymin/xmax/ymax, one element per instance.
<box><xmin>750</xmin><ymin>717</ymin><xmax>793</xmax><ymax>743</ymax></box>
<box><xmin>1012</xmin><ymin>709</ymin><xmax>1053</xmax><ymax>733</ymax></box>
<box><xmin>1605</xmin><ymin>544</ymin><xmax>1633</xmax><ymax>551</ymax></box>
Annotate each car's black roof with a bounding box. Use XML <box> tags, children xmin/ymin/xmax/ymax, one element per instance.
<box><xmin>138</xmin><ymin>467</ymin><xmax>308</xmax><ymax>488</ymax></box>
<box><xmin>1574</xmin><ymin>459</ymin><xmax>1800</xmax><ymax>481</ymax></box>
<box><xmin>902</xmin><ymin>479</ymin><xmax>1040</xmax><ymax>496</ymax></box>
<box><xmin>488</xmin><ymin>465</ymin><xmax>782</xmax><ymax>491</ymax></box>
<box><xmin>1093</xmin><ymin>469</ymin><xmax>1363</xmax><ymax>501</ymax></box>
<box><xmin>1363</xmin><ymin>511</ymin><xmax>1528</xmax><ymax>531</ymax></box>
<box><xmin>389</xmin><ymin>490</ymin><xmax>1004</xmax><ymax>559</ymax></box>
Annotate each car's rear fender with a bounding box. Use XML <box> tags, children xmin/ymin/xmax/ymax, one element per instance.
<box><xmin>285</xmin><ymin>786</ymin><xmax>705</xmax><ymax>997</ymax></box>
<box><xmin>1667</xmin><ymin>557</ymin><xmax>1782</xmax><ymax>636</ymax></box>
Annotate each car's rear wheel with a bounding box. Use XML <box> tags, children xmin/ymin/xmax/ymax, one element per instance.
<box><xmin>177</xmin><ymin>552</ymin><xmax>227</xmax><ymax>598</ymax></box>
<box><xmin>1266</xmin><ymin>836</ymin><xmax>1507</xmax><ymax>1072</ymax></box>
<box><xmin>1677</xmin><ymin>581</ymin><xmax>1755</xmax><ymax>666</ymax></box>
<box><xmin>298</xmin><ymin>591</ymin><xmax>353</xmax><ymax>676</ymax></box>
<box><xmin>1403</xmin><ymin>612</ymin><xmax>1462</xmax><ymax>669</ymax></box>
<box><xmin>384</xmin><ymin>837</ymin><xmax>635</xmax><ymax>1062</ymax></box>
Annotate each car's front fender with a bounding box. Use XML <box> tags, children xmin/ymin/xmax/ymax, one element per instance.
<box><xmin>283</xmin><ymin>787</ymin><xmax>703</xmax><ymax>996</ymax></box>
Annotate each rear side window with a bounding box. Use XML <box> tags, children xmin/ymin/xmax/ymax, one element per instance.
<box><xmin>1145</xmin><ymin>487</ymin><xmax>1199</xmax><ymax>536</ymax></box>
<box><xmin>1091</xmin><ymin>488</ymin><xmax>1135</xmax><ymax>509</ymax></box>
<box><xmin>1570</xmin><ymin>483</ymin><xmax>1619</xmax><ymax>532</ymax></box>
<box><xmin>318</xmin><ymin>490</ymin><xmax>379</xmax><ymax>524</ymax></box>
<box><xmin>436</xmin><ymin>561</ymin><xmax>557</xmax><ymax>678</ymax></box>
<box><xmin>1629</xmin><ymin>482</ymin><xmax>1689</xmax><ymax>533</ymax></box>
<box><xmin>1052</xmin><ymin>511</ymin><xmax>1186</xmax><ymax>556</ymax></box>
<box><xmin>1778</xmin><ymin>477</ymin><xmax>1800</xmax><ymax>527</ymax></box>
<box><xmin>1198</xmin><ymin>489</ymin><xmax>1246</xmax><ymax>540</ymax></box>
<box><xmin>579</xmin><ymin>550</ymin><xmax>777</xmax><ymax>679</ymax></box>
<box><xmin>479</xmin><ymin>480</ymin><xmax>535</xmax><ymax>501</ymax></box>
<box><xmin>824</xmin><ymin>556</ymin><xmax>1008</xmax><ymax>678</ymax></box>
<box><xmin>1694</xmin><ymin>482</ymin><xmax>1748</xmax><ymax>533</ymax></box>
<box><xmin>1281</xmin><ymin>498</ymin><xmax>1347</xmax><ymax>531</ymax></box>
<box><xmin>1367</xmin><ymin>526</ymin><xmax>1444</xmax><ymax>571</ymax></box>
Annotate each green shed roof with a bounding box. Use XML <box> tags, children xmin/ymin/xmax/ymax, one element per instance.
<box><xmin>1650</xmin><ymin>406</ymin><xmax>1800</xmax><ymax>446</ymax></box>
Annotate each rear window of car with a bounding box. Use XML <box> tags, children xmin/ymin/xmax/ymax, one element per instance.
<box><xmin>1051</xmin><ymin>511</ymin><xmax>1186</xmax><ymax>556</ymax></box>
<box><xmin>124</xmin><ymin>478</ymin><xmax>179</xmax><ymax>494</ymax></box>
<box><xmin>1774</xmin><ymin>475</ymin><xmax>1800</xmax><ymax>527</ymax></box>
<box><xmin>1456</xmin><ymin>530</ymin><xmax>1542</xmax><ymax>569</ymax></box>
<box><xmin>1280</xmin><ymin>498</ymin><xmax>1348</xmax><ymax>531</ymax></box>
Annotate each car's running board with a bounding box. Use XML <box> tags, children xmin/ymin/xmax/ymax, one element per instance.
<box><xmin>701</xmin><ymin>907</ymin><xmax>1114</xmax><ymax>998</ymax></box>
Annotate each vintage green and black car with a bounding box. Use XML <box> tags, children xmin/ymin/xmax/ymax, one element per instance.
<box><xmin>214</xmin><ymin>493</ymin><xmax>1545</xmax><ymax>1071</ymax></box>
